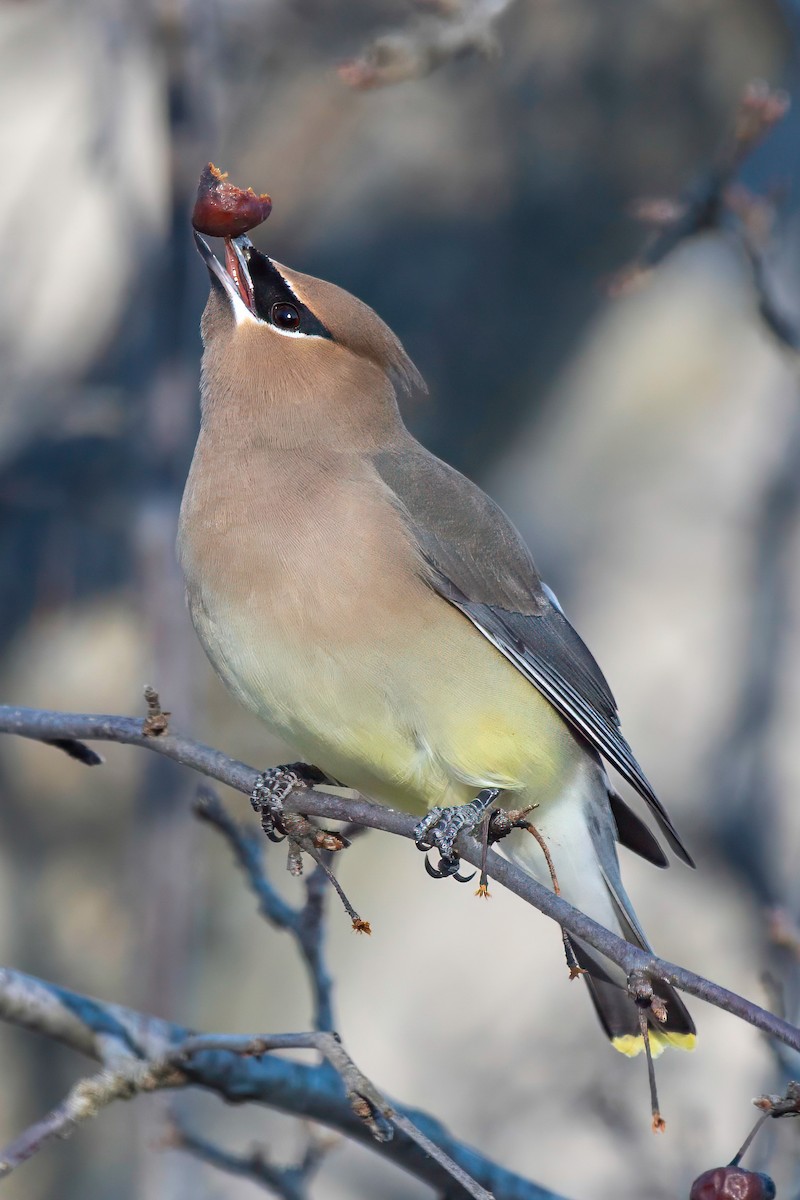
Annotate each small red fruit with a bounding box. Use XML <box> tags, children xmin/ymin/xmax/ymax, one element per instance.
<box><xmin>690</xmin><ymin>1166</ymin><xmax>776</xmax><ymax>1199</ymax></box>
<box><xmin>191</xmin><ymin>162</ymin><xmax>272</xmax><ymax>238</ymax></box>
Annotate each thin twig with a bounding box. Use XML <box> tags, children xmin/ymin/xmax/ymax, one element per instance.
<box><xmin>0</xmin><ymin>969</ymin><xmax>520</xmax><ymax>1198</ymax></box>
<box><xmin>753</xmin><ymin>1079</ymin><xmax>800</xmax><ymax>1118</ymax></box>
<box><xmin>2</xmin><ymin>704</ymin><xmax>800</xmax><ymax>1057</ymax></box>
<box><xmin>0</xmin><ymin>1056</ymin><xmax>187</xmax><ymax>1177</ymax></box>
<box><xmin>338</xmin><ymin>0</ymin><xmax>515</xmax><ymax>89</ymax></box>
<box><xmin>167</xmin><ymin>1115</ymin><xmax>332</xmax><ymax>1200</ymax></box>
<box><xmin>613</xmin><ymin>79</ymin><xmax>797</xmax><ymax>353</ymax></box>
<box><xmin>194</xmin><ymin>786</ymin><xmax>337</xmax><ymax>1032</ymax></box>
<box><xmin>730</xmin><ymin>1113</ymin><xmax>770</xmax><ymax>1167</ymax></box>
<box><xmin>613</xmin><ymin>80</ymin><xmax>790</xmax><ymax>293</ymax></box>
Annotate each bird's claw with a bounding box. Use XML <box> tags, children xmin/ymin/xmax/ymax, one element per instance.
<box><xmin>423</xmin><ymin>852</ymin><xmax>476</xmax><ymax>883</ymax></box>
<box><xmin>414</xmin><ymin>790</ymin><xmax>501</xmax><ymax>884</ymax></box>
<box><xmin>250</xmin><ymin>763</ymin><xmax>326</xmax><ymax>842</ymax></box>
<box><xmin>414</xmin><ymin>802</ymin><xmax>476</xmax><ymax>860</ymax></box>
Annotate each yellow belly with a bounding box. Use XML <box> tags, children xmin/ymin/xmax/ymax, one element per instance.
<box><xmin>180</xmin><ymin>446</ymin><xmax>584</xmax><ymax>815</ymax></box>
<box><xmin>188</xmin><ymin>579</ymin><xmax>584</xmax><ymax>817</ymax></box>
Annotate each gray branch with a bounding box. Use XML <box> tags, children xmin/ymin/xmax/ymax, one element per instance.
<box><xmin>1</xmin><ymin>703</ymin><xmax>800</xmax><ymax>1056</ymax></box>
<box><xmin>0</xmin><ymin>967</ymin><xmax>559</xmax><ymax>1200</ymax></box>
<box><xmin>167</xmin><ymin>1114</ymin><xmax>332</xmax><ymax>1200</ymax></box>
<box><xmin>194</xmin><ymin>785</ymin><xmax>336</xmax><ymax>1032</ymax></box>
<box><xmin>338</xmin><ymin>0</ymin><xmax>515</xmax><ymax>90</ymax></box>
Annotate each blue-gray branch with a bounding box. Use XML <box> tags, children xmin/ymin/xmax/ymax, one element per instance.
<box><xmin>0</xmin><ymin>967</ymin><xmax>563</xmax><ymax>1200</ymax></box>
<box><xmin>1</xmin><ymin>703</ymin><xmax>799</xmax><ymax>1056</ymax></box>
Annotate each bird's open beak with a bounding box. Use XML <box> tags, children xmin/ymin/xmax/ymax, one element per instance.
<box><xmin>194</xmin><ymin>232</ymin><xmax>257</xmax><ymax>316</ymax></box>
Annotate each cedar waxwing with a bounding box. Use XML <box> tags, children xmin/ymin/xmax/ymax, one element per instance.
<box><xmin>179</xmin><ymin>230</ymin><xmax>696</xmax><ymax>1057</ymax></box>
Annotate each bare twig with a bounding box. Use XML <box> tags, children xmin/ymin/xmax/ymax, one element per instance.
<box><xmin>338</xmin><ymin>0</ymin><xmax>515</xmax><ymax>89</ymax></box>
<box><xmin>612</xmin><ymin>77</ymin><xmax>800</xmax><ymax>908</ymax></box>
<box><xmin>613</xmin><ymin>79</ymin><xmax>793</xmax><ymax>329</ymax></box>
<box><xmin>17</xmin><ymin>718</ymin><xmax>800</xmax><ymax>1048</ymax></box>
<box><xmin>167</xmin><ymin>1115</ymin><xmax>333</xmax><ymax>1200</ymax></box>
<box><xmin>176</xmin><ymin>1031</ymin><xmax>493</xmax><ymax>1197</ymax></box>
<box><xmin>730</xmin><ymin>1112</ymin><xmax>770</xmax><ymax>1167</ymax></box>
<box><xmin>706</xmin><ymin>401</ymin><xmax>800</xmax><ymax>902</ymax></box>
<box><xmin>0</xmin><ymin>967</ymin><xmax>533</xmax><ymax>1198</ymax></box>
<box><xmin>626</xmin><ymin>80</ymin><xmax>789</xmax><ymax>264</ymax></box>
<box><xmin>754</xmin><ymin>1079</ymin><xmax>800</xmax><ymax>1119</ymax></box>
<box><xmin>2</xmin><ymin>703</ymin><xmax>800</xmax><ymax>1057</ymax></box>
<box><xmin>0</xmin><ymin>1055</ymin><xmax>187</xmax><ymax>1177</ymax></box>
<box><xmin>768</xmin><ymin>909</ymin><xmax>800</xmax><ymax>961</ymax></box>
<box><xmin>194</xmin><ymin>786</ymin><xmax>337</xmax><ymax>1032</ymax></box>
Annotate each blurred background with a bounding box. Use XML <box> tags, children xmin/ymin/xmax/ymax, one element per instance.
<box><xmin>2</xmin><ymin>0</ymin><xmax>800</xmax><ymax>1196</ymax></box>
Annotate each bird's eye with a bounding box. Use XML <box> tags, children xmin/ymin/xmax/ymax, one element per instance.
<box><xmin>270</xmin><ymin>302</ymin><xmax>301</xmax><ymax>331</ymax></box>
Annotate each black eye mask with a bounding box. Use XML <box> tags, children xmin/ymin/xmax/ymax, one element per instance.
<box><xmin>246</xmin><ymin>250</ymin><xmax>332</xmax><ymax>339</ymax></box>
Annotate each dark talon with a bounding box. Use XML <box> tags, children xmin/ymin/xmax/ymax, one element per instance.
<box><xmin>425</xmin><ymin>853</ymin><xmax>447</xmax><ymax>879</ymax></box>
<box><xmin>424</xmin><ymin>852</ymin><xmax>476</xmax><ymax>883</ymax></box>
<box><xmin>414</xmin><ymin>789</ymin><xmax>504</xmax><ymax>883</ymax></box>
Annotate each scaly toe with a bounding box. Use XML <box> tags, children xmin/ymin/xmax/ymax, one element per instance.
<box><xmin>413</xmin><ymin>806</ymin><xmax>445</xmax><ymax>851</ymax></box>
<box><xmin>414</xmin><ymin>805</ymin><xmax>467</xmax><ymax>858</ymax></box>
<box><xmin>250</xmin><ymin>763</ymin><xmax>324</xmax><ymax>841</ymax></box>
<box><xmin>414</xmin><ymin>793</ymin><xmax>501</xmax><ymax>882</ymax></box>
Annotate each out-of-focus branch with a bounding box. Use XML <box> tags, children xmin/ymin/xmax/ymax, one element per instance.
<box><xmin>2</xmin><ymin>704</ymin><xmax>800</xmax><ymax>1057</ymax></box>
<box><xmin>338</xmin><ymin>0</ymin><xmax>515</xmax><ymax>89</ymax></box>
<box><xmin>616</xmin><ymin>74</ymin><xmax>800</xmax><ymax>946</ymax></box>
<box><xmin>0</xmin><ymin>967</ymin><xmax>554</xmax><ymax>1200</ymax></box>
<box><xmin>754</xmin><ymin>1079</ymin><xmax>800</xmax><ymax>1118</ymax></box>
<box><xmin>612</xmin><ymin>81</ymin><xmax>800</xmax><ymax>898</ymax></box>
<box><xmin>706</xmin><ymin>396</ymin><xmax>800</xmax><ymax>899</ymax></box>
<box><xmin>194</xmin><ymin>785</ymin><xmax>337</xmax><ymax>1033</ymax></box>
<box><xmin>626</xmin><ymin>81</ymin><xmax>788</xmax><ymax>268</ymax></box>
<box><xmin>617</xmin><ymin>83</ymin><xmax>800</xmax><ymax>1178</ymax></box>
<box><xmin>167</xmin><ymin>1116</ymin><xmax>333</xmax><ymax>1200</ymax></box>
<box><xmin>0</xmin><ymin>1050</ymin><xmax>186</xmax><ymax>1178</ymax></box>
<box><xmin>613</xmin><ymin>80</ymin><xmax>795</xmax><ymax>352</ymax></box>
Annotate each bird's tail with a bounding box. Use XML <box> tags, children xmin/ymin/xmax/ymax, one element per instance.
<box><xmin>569</xmin><ymin>912</ymin><xmax>696</xmax><ymax>1058</ymax></box>
<box><xmin>504</xmin><ymin>773</ymin><xmax>696</xmax><ymax>1057</ymax></box>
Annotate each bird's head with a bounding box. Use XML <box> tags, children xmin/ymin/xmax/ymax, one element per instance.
<box><xmin>194</xmin><ymin>233</ymin><xmax>424</xmax><ymax>449</ymax></box>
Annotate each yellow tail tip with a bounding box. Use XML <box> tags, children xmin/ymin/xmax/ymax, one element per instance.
<box><xmin>611</xmin><ymin>1030</ymin><xmax>696</xmax><ymax>1058</ymax></box>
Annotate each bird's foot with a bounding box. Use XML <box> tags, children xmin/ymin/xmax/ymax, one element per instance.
<box><xmin>250</xmin><ymin>763</ymin><xmax>328</xmax><ymax>843</ymax></box>
<box><xmin>414</xmin><ymin>787</ymin><xmax>502</xmax><ymax>882</ymax></box>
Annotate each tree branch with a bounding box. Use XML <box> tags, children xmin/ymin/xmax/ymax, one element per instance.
<box><xmin>613</xmin><ymin>79</ymin><xmax>796</xmax><ymax>353</ymax></box>
<box><xmin>167</xmin><ymin>1114</ymin><xmax>332</xmax><ymax>1200</ymax></box>
<box><xmin>194</xmin><ymin>785</ymin><xmax>337</xmax><ymax>1033</ymax></box>
<box><xmin>2</xmin><ymin>703</ymin><xmax>800</xmax><ymax>1057</ymax></box>
<box><xmin>338</xmin><ymin>0</ymin><xmax>515</xmax><ymax>90</ymax></box>
<box><xmin>0</xmin><ymin>1053</ymin><xmax>186</xmax><ymax>1178</ymax></box>
<box><xmin>0</xmin><ymin>967</ymin><xmax>559</xmax><ymax>1200</ymax></box>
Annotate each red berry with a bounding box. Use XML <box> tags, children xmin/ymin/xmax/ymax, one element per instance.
<box><xmin>191</xmin><ymin>163</ymin><xmax>272</xmax><ymax>238</ymax></box>
<box><xmin>690</xmin><ymin>1166</ymin><xmax>775</xmax><ymax>1199</ymax></box>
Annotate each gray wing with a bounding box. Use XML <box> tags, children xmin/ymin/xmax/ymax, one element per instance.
<box><xmin>374</xmin><ymin>440</ymin><xmax>693</xmax><ymax>867</ymax></box>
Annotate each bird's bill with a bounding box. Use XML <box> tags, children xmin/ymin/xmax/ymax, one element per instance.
<box><xmin>193</xmin><ymin>231</ymin><xmax>257</xmax><ymax>317</ymax></box>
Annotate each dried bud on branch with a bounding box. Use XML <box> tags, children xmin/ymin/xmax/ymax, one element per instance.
<box><xmin>753</xmin><ymin>1080</ymin><xmax>800</xmax><ymax>1118</ymax></box>
<box><xmin>734</xmin><ymin>81</ymin><xmax>790</xmax><ymax>158</ymax></box>
<box><xmin>142</xmin><ymin>686</ymin><xmax>170</xmax><ymax>737</ymax></box>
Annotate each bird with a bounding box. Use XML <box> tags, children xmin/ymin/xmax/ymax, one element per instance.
<box><xmin>179</xmin><ymin>228</ymin><xmax>696</xmax><ymax>1057</ymax></box>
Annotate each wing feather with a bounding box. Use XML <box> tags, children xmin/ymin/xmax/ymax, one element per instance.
<box><xmin>373</xmin><ymin>442</ymin><xmax>694</xmax><ymax>867</ymax></box>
